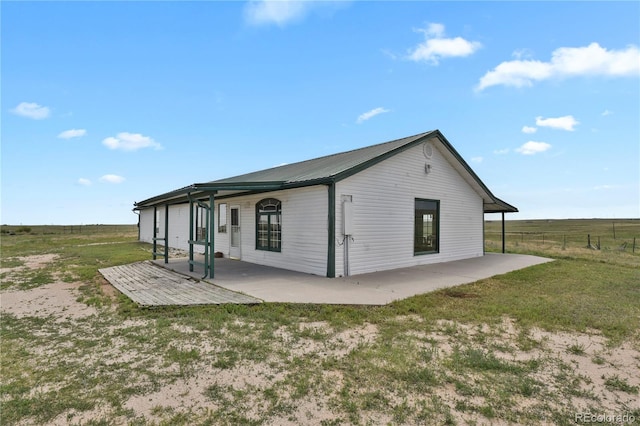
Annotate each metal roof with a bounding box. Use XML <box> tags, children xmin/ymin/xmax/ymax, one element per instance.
<box><xmin>210</xmin><ymin>131</ymin><xmax>433</xmax><ymax>185</ymax></box>
<box><xmin>134</xmin><ymin>130</ymin><xmax>517</xmax><ymax>213</ymax></box>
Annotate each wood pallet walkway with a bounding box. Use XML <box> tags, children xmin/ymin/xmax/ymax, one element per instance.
<box><xmin>99</xmin><ymin>261</ymin><xmax>262</xmax><ymax>307</ymax></box>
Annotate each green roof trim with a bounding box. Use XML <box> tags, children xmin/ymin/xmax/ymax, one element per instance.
<box><xmin>134</xmin><ymin>130</ymin><xmax>517</xmax><ymax>213</ymax></box>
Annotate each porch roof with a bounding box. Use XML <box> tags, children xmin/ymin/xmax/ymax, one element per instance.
<box><xmin>133</xmin><ymin>129</ymin><xmax>517</xmax><ymax>213</ymax></box>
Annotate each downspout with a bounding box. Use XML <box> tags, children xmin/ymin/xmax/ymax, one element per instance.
<box><xmin>327</xmin><ymin>182</ymin><xmax>336</xmax><ymax>278</ymax></box>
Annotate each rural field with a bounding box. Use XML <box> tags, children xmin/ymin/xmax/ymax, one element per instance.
<box><xmin>1</xmin><ymin>220</ymin><xmax>639</xmax><ymax>425</ymax></box>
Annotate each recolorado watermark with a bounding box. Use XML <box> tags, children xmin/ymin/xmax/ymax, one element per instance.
<box><xmin>575</xmin><ymin>412</ymin><xmax>636</xmax><ymax>424</ymax></box>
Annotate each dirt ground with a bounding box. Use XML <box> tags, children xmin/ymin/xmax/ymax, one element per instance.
<box><xmin>1</xmin><ymin>255</ymin><xmax>639</xmax><ymax>425</ymax></box>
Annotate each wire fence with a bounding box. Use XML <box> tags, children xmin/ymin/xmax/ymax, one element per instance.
<box><xmin>485</xmin><ymin>231</ymin><xmax>638</xmax><ymax>253</ymax></box>
<box><xmin>1</xmin><ymin>224</ymin><xmax>137</xmax><ymax>236</ymax></box>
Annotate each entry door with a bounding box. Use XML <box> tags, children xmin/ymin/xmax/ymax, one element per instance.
<box><xmin>229</xmin><ymin>206</ymin><xmax>241</xmax><ymax>259</ymax></box>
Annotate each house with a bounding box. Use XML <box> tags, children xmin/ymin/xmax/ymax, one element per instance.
<box><xmin>133</xmin><ymin>130</ymin><xmax>517</xmax><ymax>278</ymax></box>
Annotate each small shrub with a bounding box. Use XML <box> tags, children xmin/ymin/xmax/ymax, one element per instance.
<box><xmin>567</xmin><ymin>343</ymin><xmax>586</xmax><ymax>355</ymax></box>
<box><xmin>603</xmin><ymin>375</ymin><xmax>638</xmax><ymax>394</ymax></box>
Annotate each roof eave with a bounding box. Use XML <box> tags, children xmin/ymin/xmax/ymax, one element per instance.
<box><xmin>433</xmin><ymin>131</ymin><xmax>518</xmax><ymax>214</ymax></box>
<box><xmin>134</xmin><ymin>185</ymin><xmax>197</xmax><ymax>209</ymax></box>
<box><xmin>134</xmin><ymin>181</ymin><xmax>287</xmax><ymax>209</ymax></box>
<box><xmin>483</xmin><ymin>202</ymin><xmax>519</xmax><ymax>214</ymax></box>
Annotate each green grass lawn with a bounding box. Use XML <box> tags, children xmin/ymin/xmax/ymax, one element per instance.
<box><xmin>1</xmin><ymin>221</ymin><xmax>639</xmax><ymax>425</ymax></box>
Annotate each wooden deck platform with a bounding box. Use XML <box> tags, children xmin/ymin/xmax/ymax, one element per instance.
<box><xmin>99</xmin><ymin>261</ymin><xmax>262</xmax><ymax>307</ymax></box>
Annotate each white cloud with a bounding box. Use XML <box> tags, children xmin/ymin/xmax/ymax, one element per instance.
<box><xmin>516</xmin><ymin>141</ymin><xmax>552</xmax><ymax>155</ymax></box>
<box><xmin>244</xmin><ymin>0</ymin><xmax>306</xmax><ymax>26</ymax></box>
<box><xmin>408</xmin><ymin>23</ymin><xmax>482</xmax><ymax>65</ymax></box>
<box><xmin>102</xmin><ymin>132</ymin><xmax>162</xmax><ymax>151</ymax></box>
<box><xmin>512</xmin><ymin>48</ymin><xmax>534</xmax><ymax>60</ymax></box>
<box><xmin>99</xmin><ymin>174</ymin><xmax>125</xmax><ymax>184</ymax></box>
<box><xmin>58</xmin><ymin>129</ymin><xmax>87</xmax><ymax>139</ymax></box>
<box><xmin>244</xmin><ymin>1</ymin><xmax>349</xmax><ymax>27</ymax></box>
<box><xmin>522</xmin><ymin>126</ymin><xmax>537</xmax><ymax>134</ymax></box>
<box><xmin>535</xmin><ymin>115</ymin><xmax>579</xmax><ymax>131</ymax></box>
<box><xmin>477</xmin><ymin>42</ymin><xmax>640</xmax><ymax>91</ymax></box>
<box><xmin>244</xmin><ymin>0</ymin><xmax>345</xmax><ymax>27</ymax></box>
<box><xmin>10</xmin><ymin>102</ymin><xmax>51</xmax><ymax>119</ymax></box>
<box><xmin>471</xmin><ymin>156</ymin><xmax>483</xmax><ymax>163</ymax></box>
<box><xmin>356</xmin><ymin>107</ymin><xmax>390</xmax><ymax>124</ymax></box>
<box><xmin>78</xmin><ymin>178</ymin><xmax>92</xmax><ymax>186</ymax></box>
<box><xmin>601</xmin><ymin>109</ymin><xmax>613</xmax><ymax>116</ymax></box>
<box><xmin>493</xmin><ymin>148</ymin><xmax>510</xmax><ymax>155</ymax></box>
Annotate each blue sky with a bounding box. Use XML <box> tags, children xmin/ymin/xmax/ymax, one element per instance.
<box><xmin>2</xmin><ymin>1</ymin><xmax>639</xmax><ymax>224</ymax></box>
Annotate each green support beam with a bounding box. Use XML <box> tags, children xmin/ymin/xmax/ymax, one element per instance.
<box><xmin>208</xmin><ymin>193</ymin><xmax>215</xmax><ymax>279</ymax></box>
<box><xmin>327</xmin><ymin>182</ymin><xmax>336</xmax><ymax>278</ymax></box>
<box><xmin>152</xmin><ymin>205</ymin><xmax>157</xmax><ymax>260</ymax></box>
<box><xmin>188</xmin><ymin>194</ymin><xmax>194</xmax><ymax>272</ymax></box>
<box><xmin>164</xmin><ymin>204</ymin><xmax>169</xmax><ymax>264</ymax></box>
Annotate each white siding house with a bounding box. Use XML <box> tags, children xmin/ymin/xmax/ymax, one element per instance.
<box><xmin>334</xmin><ymin>142</ymin><xmax>484</xmax><ymax>276</ymax></box>
<box><xmin>134</xmin><ymin>130</ymin><xmax>517</xmax><ymax>278</ymax></box>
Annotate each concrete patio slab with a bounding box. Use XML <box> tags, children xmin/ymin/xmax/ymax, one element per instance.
<box><xmin>155</xmin><ymin>253</ymin><xmax>553</xmax><ymax>305</ymax></box>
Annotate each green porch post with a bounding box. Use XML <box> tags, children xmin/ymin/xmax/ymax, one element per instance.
<box><xmin>188</xmin><ymin>194</ymin><xmax>194</xmax><ymax>272</ymax></box>
<box><xmin>152</xmin><ymin>206</ymin><xmax>157</xmax><ymax>260</ymax></box>
<box><xmin>327</xmin><ymin>182</ymin><xmax>336</xmax><ymax>278</ymax></box>
<box><xmin>164</xmin><ymin>204</ymin><xmax>169</xmax><ymax>264</ymax></box>
<box><xmin>502</xmin><ymin>212</ymin><xmax>506</xmax><ymax>254</ymax></box>
<box><xmin>209</xmin><ymin>193</ymin><xmax>215</xmax><ymax>279</ymax></box>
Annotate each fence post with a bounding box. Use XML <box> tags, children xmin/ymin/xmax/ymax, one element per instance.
<box><xmin>501</xmin><ymin>212</ymin><xmax>505</xmax><ymax>254</ymax></box>
<box><xmin>587</xmin><ymin>234</ymin><xmax>591</xmax><ymax>248</ymax></box>
<box><xmin>612</xmin><ymin>222</ymin><xmax>616</xmax><ymax>240</ymax></box>
<box><xmin>633</xmin><ymin>237</ymin><xmax>636</xmax><ymax>253</ymax></box>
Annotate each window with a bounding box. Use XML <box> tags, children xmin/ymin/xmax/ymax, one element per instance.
<box><xmin>414</xmin><ymin>199</ymin><xmax>439</xmax><ymax>255</ymax></box>
<box><xmin>256</xmin><ymin>198</ymin><xmax>281</xmax><ymax>252</ymax></box>
<box><xmin>218</xmin><ymin>203</ymin><xmax>227</xmax><ymax>233</ymax></box>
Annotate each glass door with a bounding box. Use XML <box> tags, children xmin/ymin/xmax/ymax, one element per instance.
<box><xmin>230</xmin><ymin>206</ymin><xmax>241</xmax><ymax>259</ymax></box>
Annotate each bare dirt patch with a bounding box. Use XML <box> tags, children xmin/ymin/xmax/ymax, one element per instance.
<box><xmin>0</xmin><ymin>254</ymin><xmax>59</xmax><ymax>274</ymax></box>
<box><xmin>1</xmin><ymin>281</ymin><xmax>97</xmax><ymax>321</ymax></box>
<box><xmin>1</xmin><ymin>253</ymin><xmax>98</xmax><ymax>321</ymax></box>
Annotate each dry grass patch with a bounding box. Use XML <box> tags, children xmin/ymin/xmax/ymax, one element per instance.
<box><xmin>2</xmin><ymin>223</ymin><xmax>639</xmax><ymax>425</ymax></box>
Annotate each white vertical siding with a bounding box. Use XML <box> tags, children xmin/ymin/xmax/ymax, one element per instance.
<box><xmin>214</xmin><ymin>202</ymin><xmax>230</xmax><ymax>257</ymax></box>
<box><xmin>335</xmin><ymin>143</ymin><xmax>484</xmax><ymax>276</ymax></box>
<box><xmin>138</xmin><ymin>204</ymin><xmax>205</xmax><ymax>254</ymax></box>
<box><xmin>223</xmin><ymin>186</ymin><xmax>328</xmax><ymax>276</ymax></box>
<box><xmin>139</xmin><ymin>208</ymin><xmax>154</xmax><ymax>244</ymax></box>
<box><xmin>166</xmin><ymin>204</ymin><xmax>193</xmax><ymax>252</ymax></box>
